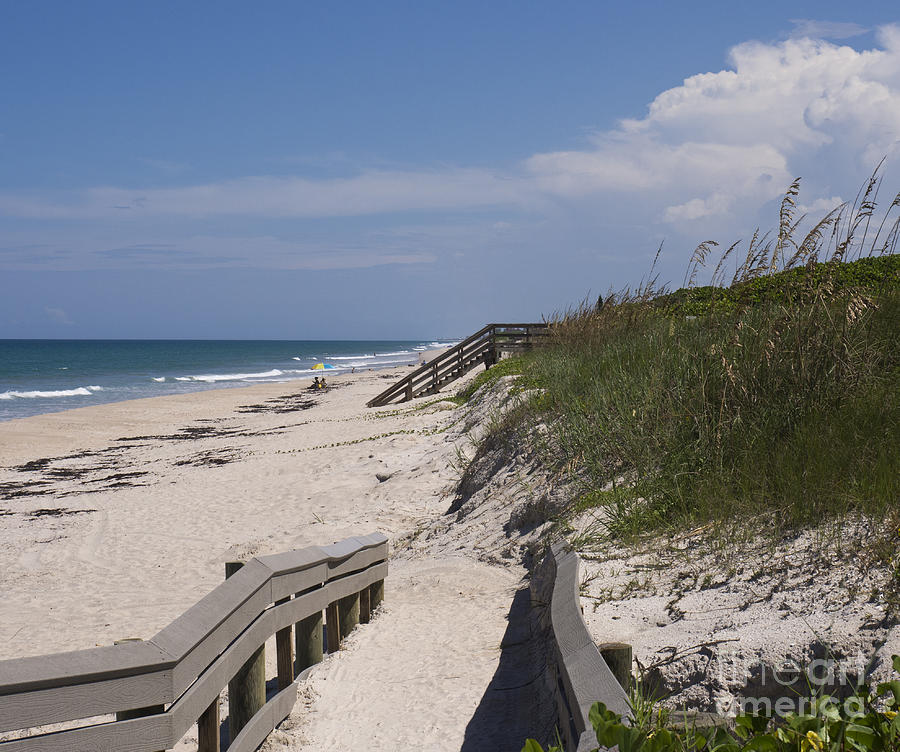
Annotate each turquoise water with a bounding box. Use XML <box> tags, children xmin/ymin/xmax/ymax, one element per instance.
<box><xmin>0</xmin><ymin>339</ymin><xmax>458</xmax><ymax>421</ymax></box>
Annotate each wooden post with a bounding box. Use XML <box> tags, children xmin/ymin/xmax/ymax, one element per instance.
<box><xmin>598</xmin><ymin>642</ymin><xmax>632</xmax><ymax>692</ymax></box>
<box><xmin>275</xmin><ymin>596</ymin><xmax>294</xmax><ymax>690</ymax></box>
<box><xmin>114</xmin><ymin>639</ymin><xmax>165</xmax><ymax>752</ymax></box>
<box><xmin>295</xmin><ymin>610</ymin><xmax>323</xmax><ymax>672</ymax></box>
<box><xmin>225</xmin><ymin>561</ymin><xmax>266</xmax><ymax>739</ymax></box>
<box><xmin>370</xmin><ymin>578</ymin><xmax>385</xmax><ymax>611</ymax></box>
<box><xmin>118</xmin><ymin>638</ymin><xmax>218</xmax><ymax>751</ymax></box>
<box><xmin>325</xmin><ymin>601</ymin><xmax>341</xmax><ymax>652</ymax></box>
<box><xmin>337</xmin><ymin>592</ymin><xmax>360</xmax><ymax>642</ymax></box>
<box><xmin>197</xmin><ymin>698</ymin><xmax>220</xmax><ymax>752</ymax></box>
<box><xmin>359</xmin><ymin>587</ymin><xmax>371</xmax><ymax>624</ymax></box>
<box><xmin>405</xmin><ymin>381</ymin><xmax>413</xmax><ymax>401</ymax></box>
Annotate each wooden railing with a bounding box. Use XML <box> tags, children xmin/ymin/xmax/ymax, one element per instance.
<box><xmin>0</xmin><ymin>533</ymin><xmax>388</xmax><ymax>752</ymax></box>
<box><xmin>534</xmin><ymin>541</ymin><xmax>630</xmax><ymax>752</ymax></box>
<box><xmin>367</xmin><ymin>323</ymin><xmax>549</xmax><ymax>407</ymax></box>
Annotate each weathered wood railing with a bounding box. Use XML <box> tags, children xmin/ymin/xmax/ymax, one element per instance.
<box><xmin>367</xmin><ymin>323</ymin><xmax>549</xmax><ymax>407</ymax></box>
<box><xmin>534</xmin><ymin>541</ymin><xmax>630</xmax><ymax>752</ymax></box>
<box><xmin>0</xmin><ymin>533</ymin><xmax>388</xmax><ymax>752</ymax></box>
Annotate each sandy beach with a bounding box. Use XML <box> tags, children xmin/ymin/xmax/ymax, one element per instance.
<box><xmin>0</xmin><ymin>364</ymin><xmax>528</xmax><ymax>750</ymax></box>
<box><xmin>7</xmin><ymin>357</ymin><xmax>888</xmax><ymax>750</ymax></box>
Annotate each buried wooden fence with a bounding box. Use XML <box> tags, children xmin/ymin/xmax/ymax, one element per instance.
<box><xmin>0</xmin><ymin>532</ymin><xmax>388</xmax><ymax>752</ymax></box>
<box><xmin>535</xmin><ymin>541</ymin><xmax>630</xmax><ymax>752</ymax></box>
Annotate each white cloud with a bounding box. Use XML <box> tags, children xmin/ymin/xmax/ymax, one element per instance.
<box><xmin>527</xmin><ymin>26</ymin><xmax>900</xmax><ymax>228</ymax></box>
<box><xmin>1</xmin><ymin>25</ymin><xmax>898</xmax><ymax>277</ymax></box>
<box><xmin>664</xmin><ymin>193</ymin><xmax>734</xmax><ymax>223</ymax></box>
<box><xmin>789</xmin><ymin>19</ymin><xmax>870</xmax><ymax>40</ymax></box>
<box><xmin>796</xmin><ymin>196</ymin><xmax>845</xmax><ymax>215</ymax></box>
<box><xmin>0</xmin><ymin>168</ymin><xmax>536</xmax><ymax>220</ymax></box>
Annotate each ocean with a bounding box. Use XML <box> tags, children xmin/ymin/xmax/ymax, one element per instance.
<box><xmin>0</xmin><ymin>339</ymin><xmax>459</xmax><ymax>422</ymax></box>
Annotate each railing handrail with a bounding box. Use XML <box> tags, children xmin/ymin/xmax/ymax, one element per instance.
<box><xmin>367</xmin><ymin>322</ymin><xmax>549</xmax><ymax>407</ymax></box>
<box><xmin>537</xmin><ymin>541</ymin><xmax>629</xmax><ymax>752</ymax></box>
<box><xmin>367</xmin><ymin>324</ymin><xmax>495</xmax><ymax>406</ymax></box>
<box><xmin>0</xmin><ymin>533</ymin><xmax>389</xmax><ymax>752</ymax></box>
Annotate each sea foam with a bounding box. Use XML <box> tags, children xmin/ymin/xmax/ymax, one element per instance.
<box><xmin>0</xmin><ymin>386</ymin><xmax>103</xmax><ymax>400</ymax></box>
<box><xmin>326</xmin><ymin>350</ymin><xmax>413</xmax><ymax>360</ymax></box>
<box><xmin>176</xmin><ymin>369</ymin><xmax>285</xmax><ymax>383</ymax></box>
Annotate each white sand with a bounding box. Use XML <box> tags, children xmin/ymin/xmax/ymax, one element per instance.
<box><xmin>265</xmin><ymin>558</ymin><xmax>521</xmax><ymax>752</ymax></box>
<box><xmin>574</xmin><ymin>521</ymin><xmax>900</xmax><ymax>714</ymax></box>
<box><xmin>0</xmin><ymin>366</ymin><xmax>523</xmax><ymax>750</ymax></box>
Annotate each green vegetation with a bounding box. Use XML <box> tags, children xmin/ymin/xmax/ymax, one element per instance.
<box><xmin>460</xmin><ymin>169</ymin><xmax>900</xmax><ymax>561</ymax></box>
<box><xmin>451</xmin><ymin>354</ymin><xmax>531</xmax><ymax>404</ymax></box>
<box><xmin>523</xmin><ymin>656</ymin><xmax>900</xmax><ymax>752</ymax></box>
<box><xmin>656</xmin><ymin>255</ymin><xmax>900</xmax><ymax>316</ymax></box>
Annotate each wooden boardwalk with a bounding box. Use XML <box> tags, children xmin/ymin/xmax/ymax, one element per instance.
<box><xmin>367</xmin><ymin>323</ymin><xmax>549</xmax><ymax>407</ymax></box>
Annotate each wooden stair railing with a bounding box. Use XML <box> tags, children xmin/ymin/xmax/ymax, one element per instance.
<box><xmin>367</xmin><ymin>323</ymin><xmax>549</xmax><ymax>407</ymax></box>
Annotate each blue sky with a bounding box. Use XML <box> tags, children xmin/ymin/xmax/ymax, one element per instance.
<box><xmin>2</xmin><ymin>2</ymin><xmax>898</xmax><ymax>339</ymax></box>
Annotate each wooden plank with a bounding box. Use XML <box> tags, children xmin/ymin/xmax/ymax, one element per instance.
<box><xmin>254</xmin><ymin>545</ymin><xmax>325</xmax><ymax>576</ymax></box>
<box><xmin>263</xmin><ymin>533</ymin><xmax>387</xmax><ymax>600</ymax></box>
<box><xmin>271</xmin><ymin>566</ymin><xmax>385</xmax><ymax>634</ymax></box>
<box><xmin>0</xmin><ymin>713</ymin><xmax>172</xmax><ymax>752</ymax></box>
<box><xmin>324</xmin><ymin>542</ymin><xmax>388</xmax><ymax>580</ymax></box>
<box><xmin>545</xmin><ymin>541</ymin><xmax>630</xmax><ymax>747</ymax></box>
<box><xmin>150</xmin><ymin>558</ymin><xmax>273</xmax><ymax>697</ymax></box>
<box><xmin>228</xmin><ymin>680</ymin><xmax>298</xmax><ymax>752</ymax></box>
<box><xmin>166</xmin><ymin>566</ymin><xmax>382</xmax><ymax>742</ymax></box>
<box><xmin>0</xmin><ymin>534</ymin><xmax>388</xmax><ymax>748</ymax></box>
<box><xmin>166</xmin><ymin>610</ymin><xmax>275</xmax><ymax>741</ymax></box>
<box><xmin>225</xmin><ymin>561</ymin><xmax>266</xmax><ymax>741</ymax></box>
<box><xmin>0</xmin><ymin>665</ymin><xmax>173</xmax><ymax>733</ymax></box>
<box><xmin>317</xmin><ymin>533</ymin><xmax>388</xmax><ymax>564</ymax></box>
<box><xmin>0</xmin><ymin>639</ymin><xmax>172</xmax><ymax>696</ymax></box>
<box><xmin>367</xmin><ymin>324</ymin><xmax>500</xmax><ymax>405</ymax></box>
<box><xmin>268</xmin><ymin>562</ymin><xmax>327</xmax><ymax>602</ymax></box>
<box><xmin>326</xmin><ymin>563</ymin><xmax>388</xmax><ymax>606</ymax></box>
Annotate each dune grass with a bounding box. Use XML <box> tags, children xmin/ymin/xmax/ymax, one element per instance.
<box><xmin>469</xmin><ymin>168</ymin><xmax>900</xmax><ymax>567</ymax></box>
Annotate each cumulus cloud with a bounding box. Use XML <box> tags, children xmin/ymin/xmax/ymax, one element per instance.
<box><xmin>527</xmin><ymin>25</ymin><xmax>900</xmax><ymax>227</ymax></box>
<box><xmin>1</xmin><ymin>25</ymin><xmax>898</xmax><ymax>276</ymax></box>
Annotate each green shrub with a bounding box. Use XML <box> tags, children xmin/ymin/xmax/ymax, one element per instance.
<box><xmin>523</xmin><ymin>656</ymin><xmax>900</xmax><ymax>752</ymax></box>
